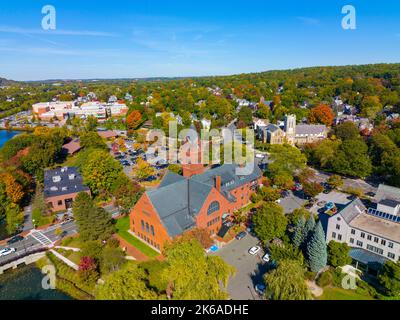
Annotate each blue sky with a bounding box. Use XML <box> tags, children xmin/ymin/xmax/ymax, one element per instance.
<box><xmin>0</xmin><ymin>0</ymin><xmax>399</xmax><ymax>80</ymax></box>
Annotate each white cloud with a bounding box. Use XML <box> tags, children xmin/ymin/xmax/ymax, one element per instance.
<box><xmin>296</xmin><ymin>16</ymin><xmax>320</xmax><ymax>26</ymax></box>
<box><xmin>0</xmin><ymin>26</ymin><xmax>118</xmax><ymax>37</ymax></box>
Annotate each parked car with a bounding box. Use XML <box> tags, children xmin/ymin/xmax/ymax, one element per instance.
<box><xmin>248</xmin><ymin>246</ymin><xmax>261</xmax><ymax>255</ymax></box>
<box><xmin>254</xmin><ymin>284</ymin><xmax>266</xmax><ymax>296</ymax></box>
<box><xmin>235</xmin><ymin>231</ymin><xmax>247</xmax><ymax>240</ymax></box>
<box><xmin>281</xmin><ymin>190</ymin><xmax>290</xmax><ymax>198</ymax></box>
<box><xmin>325</xmin><ymin>202</ymin><xmax>335</xmax><ymax>211</ymax></box>
<box><xmin>262</xmin><ymin>253</ymin><xmax>271</xmax><ymax>262</ymax></box>
<box><xmin>0</xmin><ymin>247</ymin><xmax>16</xmax><ymax>257</ymax></box>
<box><xmin>7</xmin><ymin>235</ymin><xmax>24</xmax><ymax>245</ymax></box>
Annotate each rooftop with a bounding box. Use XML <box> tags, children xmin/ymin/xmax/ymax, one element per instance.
<box><xmin>295</xmin><ymin>124</ymin><xmax>327</xmax><ymax>135</ymax></box>
<box><xmin>146</xmin><ymin>164</ymin><xmax>262</xmax><ymax>237</ymax></box>
<box><xmin>44</xmin><ymin>167</ymin><xmax>89</xmax><ymax>198</ymax></box>
<box><xmin>375</xmin><ymin>184</ymin><xmax>400</xmax><ymax>203</ymax></box>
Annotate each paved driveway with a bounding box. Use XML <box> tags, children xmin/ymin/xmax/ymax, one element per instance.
<box><xmin>211</xmin><ymin>234</ymin><xmax>267</xmax><ymax>300</ymax></box>
<box><xmin>280</xmin><ymin>190</ymin><xmax>306</xmax><ymax>214</ymax></box>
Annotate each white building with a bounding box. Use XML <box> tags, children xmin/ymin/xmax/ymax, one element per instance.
<box><xmin>325</xmin><ymin>184</ymin><xmax>400</xmax><ymax>275</ymax></box>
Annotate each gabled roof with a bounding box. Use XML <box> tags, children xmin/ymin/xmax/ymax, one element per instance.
<box><xmin>375</xmin><ymin>184</ymin><xmax>400</xmax><ymax>203</ymax></box>
<box><xmin>145</xmin><ymin>163</ymin><xmax>262</xmax><ymax>237</ymax></box>
<box><xmin>337</xmin><ymin>198</ymin><xmax>366</xmax><ymax>224</ymax></box>
<box><xmin>147</xmin><ymin>179</ymin><xmax>212</xmax><ymax>237</ymax></box>
<box><xmin>44</xmin><ymin>167</ymin><xmax>89</xmax><ymax>198</ymax></box>
<box><xmin>191</xmin><ymin>163</ymin><xmax>262</xmax><ymax>193</ymax></box>
<box><xmin>158</xmin><ymin>171</ymin><xmax>185</xmax><ymax>188</ymax></box>
<box><xmin>295</xmin><ymin>124</ymin><xmax>327</xmax><ymax>135</ymax></box>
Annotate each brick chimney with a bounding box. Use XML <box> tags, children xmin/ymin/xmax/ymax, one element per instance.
<box><xmin>215</xmin><ymin>175</ymin><xmax>221</xmax><ymax>192</ymax></box>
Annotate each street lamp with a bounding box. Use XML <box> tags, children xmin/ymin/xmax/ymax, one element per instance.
<box><xmin>32</xmin><ymin>219</ymin><xmax>36</xmax><ymax>229</ymax></box>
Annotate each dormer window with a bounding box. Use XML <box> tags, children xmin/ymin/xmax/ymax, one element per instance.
<box><xmin>68</xmin><ymin>174</ymin><xmax>75</xmax><ymax>180</ymax></box>
<box><xmin>52</xmin><ymin>176</ymin><xmax>61</xmax><ymax>183</ymax></box>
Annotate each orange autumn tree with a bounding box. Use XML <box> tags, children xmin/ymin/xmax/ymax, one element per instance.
<box><xmin>0</xmin><ymin>173</ymin><xmax>24</xmax><ymax>204</ymax></box>
<box><xmin>308</xmin><ymin>104</ymin><xmax>335</xmax><ymax>126</ymax></box>
<box><xmin>126</xmin><ymin>110</ymin><xmax>143</xmax><ymax>131</ymax></box>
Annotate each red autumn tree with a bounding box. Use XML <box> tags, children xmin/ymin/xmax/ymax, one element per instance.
<box><xmin>78</xmin><ymin>256</ymin><xmax>99</xmax><ymax>284</ymax></box>
<box><xmin>126</xmin><ymin>110</ymin><xmax>143</xmax><ymax>130</ymax></box>
<box><xmin>308</xmin><ymin>104</ymin><xmax>335</xmax><ymax>126</ymax></box>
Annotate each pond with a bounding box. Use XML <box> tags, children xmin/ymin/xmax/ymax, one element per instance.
<box><xmin>0</xmin><ymin>264</ymin><xmax>72</xmax><ymax>300</ymax></box>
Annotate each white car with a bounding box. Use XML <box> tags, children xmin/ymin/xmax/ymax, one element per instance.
<box><xmin>0</xmin><ymin>247</ymin><xmax>16</xmax><ymax>257</ymax></box>
<box><xmin>248</xmin><ymin>246</ymin><xmax>261</xmax><ymax>255</ymax></box>
<box><xmin>262</xmin><ymin>253</ymin><xmax>271</xmax><ymax>262</ymax></box>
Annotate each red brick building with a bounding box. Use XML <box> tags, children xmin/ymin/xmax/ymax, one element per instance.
<box><xmin>130</xmin><ymin>163</ymin><xmax>263</xmax><ymax>252</ymax></box>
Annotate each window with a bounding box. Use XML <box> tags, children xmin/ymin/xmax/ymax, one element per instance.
<box><xmin>146</xmin><ymin>223</ymin><xmax>150</xmax><ymax>233</ymax></box>
<box><xmin>332</xmin><ymin>232</ymin><xmax>336</xmax><ymax>239</ymax></box>
<box><xmin>367</xmin><ymin>244</ymin><xmax>384</xmax><ymax>255</ymax></box>
<box><xmin>388</xmin><ymin>252</ymin><xmax>395</xmax><ymax>260</ymax></box>
<box><xmin>351</xmin><ymin>229</ymin><xmax>356</xmax><ymax>235</ymax></box>
<box><xmin>361</xmin><ymin>233</ymin><xmax>365</xmax><ymax>239</ymax></box>
<box><xmin>356</xmin><ymin>241</ymin><xmax>363</xmax><ymax>247</ymax></box>
<box><xmin>350</xmin><ymin>238</ymin><xmax>354</xmax><ymax>244</ymax></box>
<box><xmin>389</xmin><ymin>242</ymin><xmax>394</xmax><ymax>249</ymax></box>
<box><xmin>374</xmin><ymin>237</ymin><xmax>379</xmax><ymax>243</ymax></box>
<box><xmin>58</xmin><ymin>200</ymin><xmax>63</xmax><ymax>206</ymax></box>
<box><xmin>141</xmin><ymin>220</ymin><xmax>145</xmax><ymax>231</ymax></box>
<box><xmin>336</xmin><ymin>224</ymin><xmax>341</xmax><ymax>230</ymax></box>
<box><xmin>207</xmin><ymin>201</ymin><xmax>220</xmax><ymax>215</ymax></box>
<box><xmin>151</xmin><ymin>225</ymin><xmax>155</xmax><ymax>236</ymax></box>
<box><xmin>381</xmin><ymin>239</ymin><xmax>386</xmax><ymax>246</ymax></box>
<box><xmin>338</xmin><ymin>234</ymin><xmax>342</xmax><ymax>241</ymax></box>
<box><xmin>367</xmin><ymin>235</ymin><xmax>372</xmax><ymax>241</ymax></box>
<box><xmin>132</xmin><ymin>219</ymin><xmax>134</xmax><ymax>225</ymax></box>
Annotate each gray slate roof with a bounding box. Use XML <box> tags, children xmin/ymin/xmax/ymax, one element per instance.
<box><xmin>375</xmin><ymin>184</ymin><xmax>400</xmax><ymax>203</ymax></box>
<box><xmin>295</xmin><ymin>124</ymin><xmax>327</xmax><ymax>135</ymax></box>
<box><xmin>44</xmin><ymin>167</ymin><xmax>89</xmax><ymax>198</ymax></box>
<box><xmin>338</xmin><ymin>198</ymin><xmax>366</xmax><ymax>224</ymax></box>
<box><xmin>147</xmin><ymin>164</ymin><xmax>262</xmax><ymax>237</ymax></box>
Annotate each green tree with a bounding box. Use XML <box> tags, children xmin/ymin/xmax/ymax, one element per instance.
<box><xmin>306</xmin><ymin>222</ymin><xmax>327</xmax><ymax>273</ymax></box>
<box><xmin>252</xmin><ymin>202</ymin><xmax>288</xmax><ymax>244</ymax></box>
<box><xmin>264</xmin><ymin>259</ymin><xmax>312</xmax><ymax>300</ymax></box>
<box><xmin>73</xmin><ymin>192</ymin><xmax>114</xmax><ymax>241</ymax></box>
<box><xmin>360</xmin><ymin>95</ymin><xmax>383</xmax><ymax>119</ymax></box>
<box><xmin>302</xmin><ymin>216</ymin><xmax>316</xmax><ymax>247</ymax></box>
<box><xmin>96</xmin><ymin>263</ymin><xmax>158</xmax><ymax>300</ymax></box>
<box><xmin>327</xmin><ymin>175</ymin><xmax>344</xmax><ymax>189</ymax></box>
<box><xmin>334</xmin><ymin>122</ymin><xmax>360</xmax><ymax>141</ymax></box>
<box><xmin>79</xmin><ymin>131</ymin><xmax>107</xmax><ymax>150</ymax></box>
<box><xmin>327</xmin><ymin>241</ymin><xmax>352</xmax><ymax>268</ymax></box>
<box><xmin>379</xmin><ymin>260</ymin><xmax>400</xmax><ymax>297</ymax></box>
<box><xmin>162</xmin><ymin>239</ymin><xmax>235</xmax><ymax>300</ymax></box>
<box><xmin>81</xmin><ymin>150</ymin><xmax>123</xmax><ymax>196</ymax></box>
<box><xmin>260</xmin><ymin>186</ymin><xmax>281</xmax><ymax>202</ymax></box>
<box><xmin>100</xmin><ymin>246</ymin><xmax>126</xmax><ymax>274</ymax></box>
<box><xmin>288</xmin><ymin>208</ymin><xmax>311</xmax><ymax>225</ymax></box>
<box><xmin>292</xmin><ymin>216</ymin><xmax>306</xmax><ymax>249</ymax></box>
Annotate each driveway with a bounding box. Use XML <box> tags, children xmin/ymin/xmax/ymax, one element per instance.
<box><xmin>211</xmin><ymin>234</ymin><xmax>267</xmax><ymax>300</ymax></box>
<box><xmin>309</xmin><ymin>191</ymin><xmax>352</xmax><ymax>215</ymax></box>
<box><xmin>280</xmin><ymin>190</ymin><xmax>306</xmax><ymax>214</ymax></box>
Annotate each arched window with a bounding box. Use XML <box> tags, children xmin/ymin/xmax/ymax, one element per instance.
<box><xmin>207</xmin><ymin>201</ymin><xmax>220</xmax><ymax>215</ymax></box>
<box><xmin>146</xmin><ymin>222</ymin><xmax>150</xmax><ymax>233</ymax></box>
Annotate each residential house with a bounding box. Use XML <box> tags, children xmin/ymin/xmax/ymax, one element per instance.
<box><xmin>44</xmin><ymin>167</ymin><xmax>90</xmax><ymax>212</ymax></box>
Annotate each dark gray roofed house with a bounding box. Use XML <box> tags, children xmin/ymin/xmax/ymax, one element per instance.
<box><xmin>44</xmin><ymin>167</ymin><xmax>90</xmax><ymax>212</ymax></box>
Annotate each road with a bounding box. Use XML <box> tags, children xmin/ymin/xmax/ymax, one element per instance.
<box><xmin>211</xmin><ymin>234</ymin><xmax>267</xmax><ymax>300</ymax></box>
<box><xmin>0</xmin><ymin>221</ymin><xmax>78</xmax><ymax>265</ymax></box>
<box><xmin>311</xmin><ymin>169</ymin><xmax>378</xmax><ymax>195</ymax></box>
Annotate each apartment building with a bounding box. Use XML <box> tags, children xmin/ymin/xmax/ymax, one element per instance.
<box><xmin>325</xmin><ymin>184</ymin><xmax>400</xmax><ymax>275</ymax></box>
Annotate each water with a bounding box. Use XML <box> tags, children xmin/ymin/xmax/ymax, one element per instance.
<box><xmin>0</xmin><ymin>265</ymin><xmax>72</xmax><ymax>300</ymax></box>
<box><xmin>0</xmin><ymin>130</ymin><xmax>20</xmax><ymax>149</ymax></box>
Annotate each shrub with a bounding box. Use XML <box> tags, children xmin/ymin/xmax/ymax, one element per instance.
<box><xmin>316</xmin><ymin>270</ymin><xmax>333</xmax><ymax>287</ymax></box>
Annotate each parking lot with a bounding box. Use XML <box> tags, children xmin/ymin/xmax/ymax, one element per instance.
<box><xmin>309</xmin><ymin>190</ymin><xmax>353</xmax><ymax>215</ymax></box>
<box><xmin>279</xmin><ymin>190</ymin><xmax>307</xmax><ymax>214</ymax></box>
<box><xmin>211</xmin><ymin>233</ymin><xmax>268</xmax><ymax>300</ymax></box>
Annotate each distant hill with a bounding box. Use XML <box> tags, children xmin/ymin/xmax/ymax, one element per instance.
<box><xmin>0</xmin><ymin>77</ymin><xmax>17</xmax><ymax>86</ymax></box>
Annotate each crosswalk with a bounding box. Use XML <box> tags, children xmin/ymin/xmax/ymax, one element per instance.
<box><xmin>29</xmin><ymin>230</ymin><xmax>53</xmax><ymax>246</ymax></box>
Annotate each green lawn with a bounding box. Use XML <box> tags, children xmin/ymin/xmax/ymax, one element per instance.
<box><xmin>115</xmin><ymin>216</ymin><xmax>159</xmax><ymax>258</ymax></box>
<box><xmin>319</xmin><ymin>287</ymin><xmax>374</xmax><ymax>300</ymax></box>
